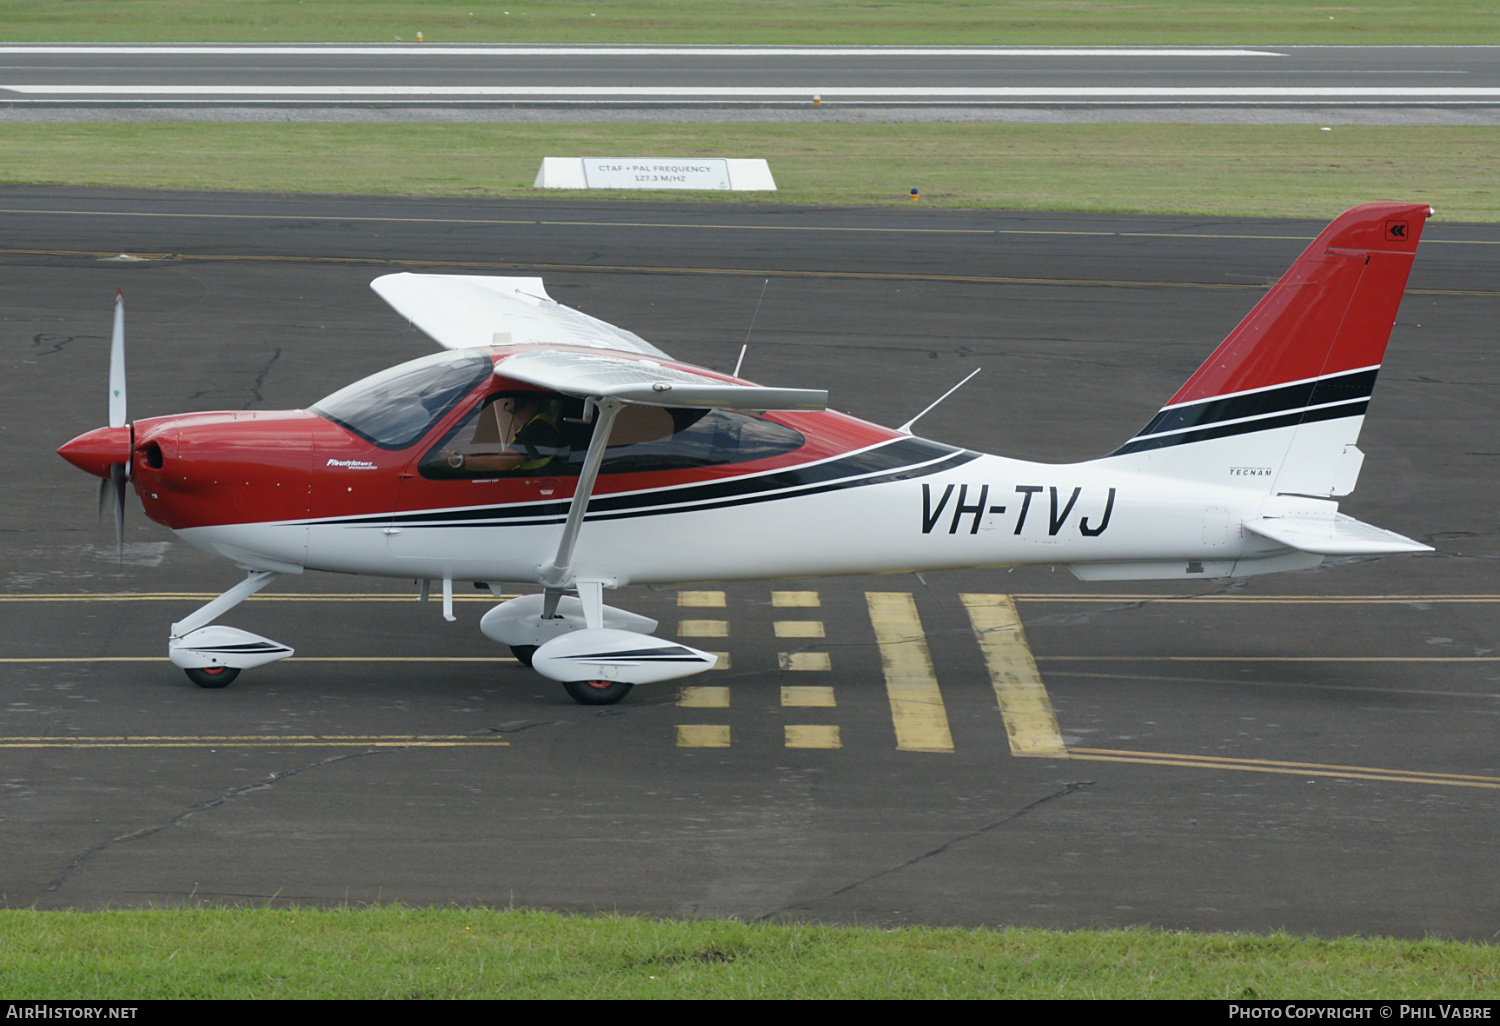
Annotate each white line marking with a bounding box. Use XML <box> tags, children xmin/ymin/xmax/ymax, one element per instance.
<box><xmin>10</xmin><ymin>86</ymin><xmax>1499</xmax><ymax>98</ymax></box>
<box><xmin>0</xmin><ymin>46</ymin><xmax>1284</xmax><ymax>58</ymax></box>
<box><xmin>8</xmin><ymin>100</ymin><xmax>1500</xmax><ymax>109</ymax></box>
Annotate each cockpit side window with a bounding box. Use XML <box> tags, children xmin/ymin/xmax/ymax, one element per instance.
<box><xmin>420</xmin><ymin>391</ymin><xmax>805</xmax><ymax>480</ymax></box>
<box><xmin>421</xmin><ymin>393</ymin><xmax>569</xmax><ymax>478</ymax></box>
<box><xmin>312</xmin><ymin>351</ymin><xmax>491</xmax><ymax>450</ymax></box>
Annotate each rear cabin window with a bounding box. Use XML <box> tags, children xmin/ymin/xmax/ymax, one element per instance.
<box><xmin>420</xmin><ymin>392</ymin><xmax>805</xmax><ymax>480</ymax></box>
<box><xmin>312</xmin><ymin>351</ymin><xmax>492</xmax><ymax>450</ymax></box>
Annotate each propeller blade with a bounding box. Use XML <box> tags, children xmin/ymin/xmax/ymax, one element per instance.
<box><xmin>108</xmin><ymin>289</ymin><xmax>126</xmax><ymax>429</ymax></box>
<box><xmin>110</xmin><ymin>462</ymin><xmax>127</xmax><ymax>562</ymax></box>
<box><xmin>97</xmin><ymin>475</ymin><xmax>110</xmax><ymax>526</ymax></box>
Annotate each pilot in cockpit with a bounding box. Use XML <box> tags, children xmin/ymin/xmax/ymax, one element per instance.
<box><xmin>430</xmin><ymin>394</ymin><xmax>564</xmax><ymax>475</ymax></box>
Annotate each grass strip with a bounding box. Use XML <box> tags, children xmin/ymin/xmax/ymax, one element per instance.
<box><xmin>2</xmin><ymin>122</ymin><xmax>1497</xmax><ymax>221</ymax></box>
<box><xmin>2</xmin><ymin>907</ymin><xmax>1498</xmax><ymax>998</ymax></box>
<box><xmin>1</xmin><ymin>1</ymin><xmax>1497</xmax><ymax>46</ymax></box>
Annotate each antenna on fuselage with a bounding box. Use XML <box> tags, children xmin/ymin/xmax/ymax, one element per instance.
<box><xmin>897</xmin><ymin>367</ymin><xmax>982</xmax><ymax>436</ymax></box>
<box><xmin>733</xmin><ymin>278</ymin><xmax>770</xmax><ymax>379</ymax></box>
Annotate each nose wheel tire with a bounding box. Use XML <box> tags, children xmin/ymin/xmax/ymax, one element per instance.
<box><xmin>562</xmin><ymin>679</ymin><xmax>633</xmax><ymax>706</ymax></box>
<box><xmin>509</xmin><ymin>645</ymin><xmax>538</xmax><ymax>668</ymax></box>
<box><xmin>185</xmin><ymin>665</ymin><xmax>240</xmax><ymax>689</ymax></box>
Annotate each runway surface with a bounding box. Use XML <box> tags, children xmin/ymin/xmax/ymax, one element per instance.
<box><xmin>3</xmin><ymin>44</ymin><xmax>1499</xmax><ymax>122</ymax></box>
<box><xmin>2</xmin><ymin>187</ymin><xmax>1498</xmax><ymax>936</ymax></box>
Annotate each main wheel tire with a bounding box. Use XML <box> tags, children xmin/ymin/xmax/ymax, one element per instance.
<box><xmin>185</xmin><ymin>665</ymin><xmax>240</xmax><ymax>689</ymax></box>
<box><xmin>510</xmin><ymin>645</ymin><xmax>538</xmax><ymax>668</ymax></box>
<box><xmin>562</xmin><ymin>679</ymin><xmax>634</xmax><ymax>706</ymax></box>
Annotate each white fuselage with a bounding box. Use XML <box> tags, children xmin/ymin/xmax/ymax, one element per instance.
<box><xmin>178</xmin><ymin>448</ymin><xmax>1311</xmax><ymax>587</ymax></box>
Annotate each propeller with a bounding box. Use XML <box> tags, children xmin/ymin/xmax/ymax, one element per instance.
<box><xmin>109</xmin><ymin>288</ymin><xmax>126</xmax><ymax>430</ymax></box>
<box><xmin>100</xmin><ymin>290</ymin><xmax>130</xmax><ymax>560</ymax></box>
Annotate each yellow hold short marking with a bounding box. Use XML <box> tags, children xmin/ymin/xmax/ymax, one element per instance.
<box><xmin>677</xmin><ymin>590</ymin><xmax>726</xmax><ymax>608</ymax></box>
<box><xmin>678</xmin><ymin>619</ymin><xmax>729</xmax><ymax>638</ymax></box>
<box><xmin>0</xmin><ymin>734</ymin><xmax>508</xmax><ymax>750</ymax></box>
<box><xmin>785</xmin><ymin>725</ymin><xmax>842</xmax><ymax>749</ymax></box>
<box><xmin>865</xmin><ymin>592</ymin><xmax>954</xmax><ymax>754</ymax></box>
<box><xmin>772</xmin><ymin>591</ymin><xmax>821</xmax><ymax>607</ymax></box>
<box><xmin>960</xmin><ymin>594</ymin><xmax>1067</xmax><ymax>757</ymax></box>
<box><xmin>779</xmin><ymin>651</ymin><xmax>832</xmax><ymax>672</ymax></box>
<box><xmin>781</xmin><ymin>685</ymin><xmax>836</xmax><ymax>708</ymax></box>
<box><xmin>774</xmin><ymin>620</ymin><xmax>825</xmax><ymax>638</ymax></box>
<box><xmin>676</xmin><ymin>724</ymin><xmax>730</xmax><ymax>748</ymax></box>
<box><xmin>678</xmin><ymin>686</ymin><xmax>730</xmax><ymax>709</ymax></box>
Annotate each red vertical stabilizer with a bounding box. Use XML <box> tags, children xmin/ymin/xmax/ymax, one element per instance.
<box><xmin>1109</xmin><ymin>203</ymin><xmax>1431</xmax><ymax>497</ymax></box>
<box><xmin>1170</xmin><ymin>202</ymin><xmax>1431</xmax><ymax>405</ymax></box>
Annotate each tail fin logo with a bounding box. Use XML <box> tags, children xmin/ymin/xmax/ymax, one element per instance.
<box><xmin>1386</xmin><ymin>220</ymin><xmax>1409</xmax><ymax>241</ymax></box>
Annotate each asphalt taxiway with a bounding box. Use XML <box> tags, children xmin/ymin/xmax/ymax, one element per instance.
<box><xmin>1</xmin><ymin>188</ymin><xmax>1497</xmax><ymax>936</ymax></box>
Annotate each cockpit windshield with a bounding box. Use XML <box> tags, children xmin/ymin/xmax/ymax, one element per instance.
<box><xmin>312</xmin><ymin>350</ymin><xmax>491</xmax><ymax>449</ymax></box>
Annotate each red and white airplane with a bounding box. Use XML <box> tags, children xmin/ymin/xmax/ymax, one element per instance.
<box><xmin>58</xmin><ymin>202</ymin><xmax>1434</xmax><ymax>704</ymax></box>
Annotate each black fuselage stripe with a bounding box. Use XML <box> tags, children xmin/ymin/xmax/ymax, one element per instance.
<box><xmin>1112</xmin><ymin>399</ymin><xmax>1368</xmax><ymax>455</ymax></box>
<box><xmin>1134</xmin><ymin>369</ymin><xmax>1378</xmax><ymax>439</ymax></box>
<box><xmin>557</xmin><ymin>653</ymin><xmax>705</xmax><ymax>661</ymax></box>
<box><xmin>311</xmin><ymin>438</ymin><xmax>975</xmax><ymax>529</ymax></box>
<box><xmin>182</xmin><ymin>643</ymin><xmax>290</xmax><ymax>653</ymax></box>
<box><xmin>374</xmin><ymin>449</ymin><xmax>980</xmax><ymax>529</ymax></box>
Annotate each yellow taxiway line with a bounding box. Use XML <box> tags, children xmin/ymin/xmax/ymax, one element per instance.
<box><xmin>1045</xmin><ymin>670</ymin><xmax>1499</xmax><ymax>701</ymax></box>
<box><xmin>4</xmin><ymin>207</ymin><xmax>1496</xmax><ymax>248</ymax></box>
<box><xmin>5</xmin><ymin>591</ymin><xmax>1497</xmax><ymax>604</ymax></box>
<box><xmin>0</xmin><ymin>734</ymin><xmax>508</xmax><ymax>749</ymax></box>
<box><xmin>8</xmin><ymin>245</ymin><xmax>1499</xmax><ymax>296</ymax></box>
<box><xmin>1039</xmin><ymin>656</ymin><xmax>1500</xmax><ymax>663</ymax></box>
<box><xmin>960</xmin><ymin>593</ymin><xmax>1066</xmax><ymax>758</ymax></box>
<box><xmin>0</xmin><ymin>656</ymin><xmax>517</xmax><ymax>663</ymax></box>
<box><xmin>1067</xmin><ymin>748</ymin><xmax>1500</xmax><ymax>790</ymax></box>
<box><xmin>0</xmin><ymin>592</ymin><xmax>517</xmax><ymax>602</ymax></box>
<box><xmin>865</xmin><ymin>592</ymin><xmax>955</xmax><ymax>754</ymax></box>
<box><xmin>1012</xmin><ymin>594</ymin><xmax>1500</xmax><ymax>604</ymax></box>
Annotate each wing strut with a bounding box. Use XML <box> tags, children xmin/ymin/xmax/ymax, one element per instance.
<box><xmin>538</xmin><ymin>397</ymin><xmax>623</xmax><ymax>617</ymax></box>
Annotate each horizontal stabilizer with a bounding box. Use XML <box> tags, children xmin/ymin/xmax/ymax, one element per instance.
<box><xmin>371</xmin><ymin>273</ymin><xmax>669</xmax><ymax>356</ymax></box>
<box><xmin>497</xmin><ymin>349</ymin><xmax>826</xmax><ymax>411</ymax></box>
<box><xmin>1244</xmin><ymin>514</ymin><xmax>1431</xmax><ymax>556</ymax></box>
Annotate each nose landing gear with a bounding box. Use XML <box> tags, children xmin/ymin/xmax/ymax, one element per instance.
<box><xmin>168</xmin><ymin>571</ymin><xmax>295</xmax><ymax>689</ymax></box>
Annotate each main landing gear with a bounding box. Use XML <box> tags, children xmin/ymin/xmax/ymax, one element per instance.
<box><xmin>512</xmin><ymin>626</ymin><xmax>638</xmax><ymax>703</ymax></box>
<box><xmin>561</xmin><ymin>679</ymin><xmax>635</xmax><ymax>706</ymax></box>
<box><xmin>184</xmin><ymin>666</ymin><xmax>240</xmax><ymax>689</ymax></box>
<box><xmin>484</xmin><ymin>586</ymin><xmax>718</xmax><ymax>707</ymax></box>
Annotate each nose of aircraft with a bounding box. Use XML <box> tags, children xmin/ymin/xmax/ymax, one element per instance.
<box><xmin>58</xmin><ymin>424</ymin><xmax>132</xmax><ymax>479</ymax></box>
